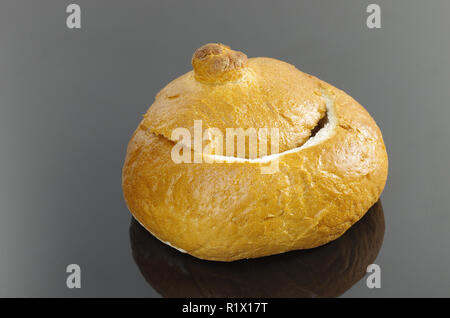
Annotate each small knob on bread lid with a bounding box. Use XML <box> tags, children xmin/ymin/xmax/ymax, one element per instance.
<box><xmin>192</xmin><ymin>43</ymin><xmax>248</xmax><ymax>84</ymax></box>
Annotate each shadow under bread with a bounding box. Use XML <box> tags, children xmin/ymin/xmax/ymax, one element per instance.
<box><xmin>129</xmin><ymin>201</ymin><xmax>385</xmax><ymax>298</ymax></box>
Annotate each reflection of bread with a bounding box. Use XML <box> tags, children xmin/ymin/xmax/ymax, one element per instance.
<box><xmin>145</xmin><ymin>43</ymin><xmax>328</xmax><ymax>155</ymax></box>
<box><xmin>122</xmin><ymin>43</ymin><xmax>388</xmax><ymax>261</ymax></box>
<box><xmin>130</xmin><ymin>201</ymin><xmax>385</xmax><ymax>298</ymax></box>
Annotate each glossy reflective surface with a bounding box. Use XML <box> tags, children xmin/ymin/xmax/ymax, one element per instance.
<box><xmin>130</xmin><ymin>202</ymin><xmax>385</xmax><ymax>298</ymax></box>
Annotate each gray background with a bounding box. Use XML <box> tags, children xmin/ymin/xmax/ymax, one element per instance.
<box><xmin>0</xmin><ymin>0</ymin><xmax>449</xmax><ymax>297</ymax></box>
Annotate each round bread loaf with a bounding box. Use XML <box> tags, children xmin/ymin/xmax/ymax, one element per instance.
<box><xmin>122</xmin><ymin>43</ymin><xmax>388</xmax><ymax>261</ymax></box>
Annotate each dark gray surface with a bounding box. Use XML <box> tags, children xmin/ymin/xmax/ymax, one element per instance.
<box><xmin>0</xmin><ymin>0</ymin><xmax>449</xmax><ymax>297</ymax></box>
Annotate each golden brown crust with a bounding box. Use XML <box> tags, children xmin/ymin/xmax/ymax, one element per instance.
<box><xmin>144</xmin><ymin>56</ymin><xmax>327</xmax><ymax>157</ymax></box>
<box><xmin>192</xmin><ymin>43</ymin><xmax>248</xmax><ymax>84</ymax></box>
<box><xmin>122</xmin><ymin>44</ymin><xmax>388</xmax><ymax>261</ymax></box>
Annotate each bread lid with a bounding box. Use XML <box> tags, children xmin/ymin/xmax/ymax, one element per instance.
<box><xmin>142</xmin><ymin>43</ymin><xmax>328</xmax><ymax>158</ymax></box>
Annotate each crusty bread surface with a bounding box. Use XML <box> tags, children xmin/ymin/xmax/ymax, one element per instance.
<box><xmin>122</xmin><ymin>43</ymin><xmax>388</xmax><ymax>261</ymax></box>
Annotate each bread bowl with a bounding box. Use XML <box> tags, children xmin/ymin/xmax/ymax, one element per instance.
<box><xmin>130</xmin><ymin>201</ymin><xmax>385</xmax><ymax>297</ymax></box>
<box><xmin>122</xmin><ymin>43</ymin><xmax>388</xmax><ymax>261</ymax></box>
